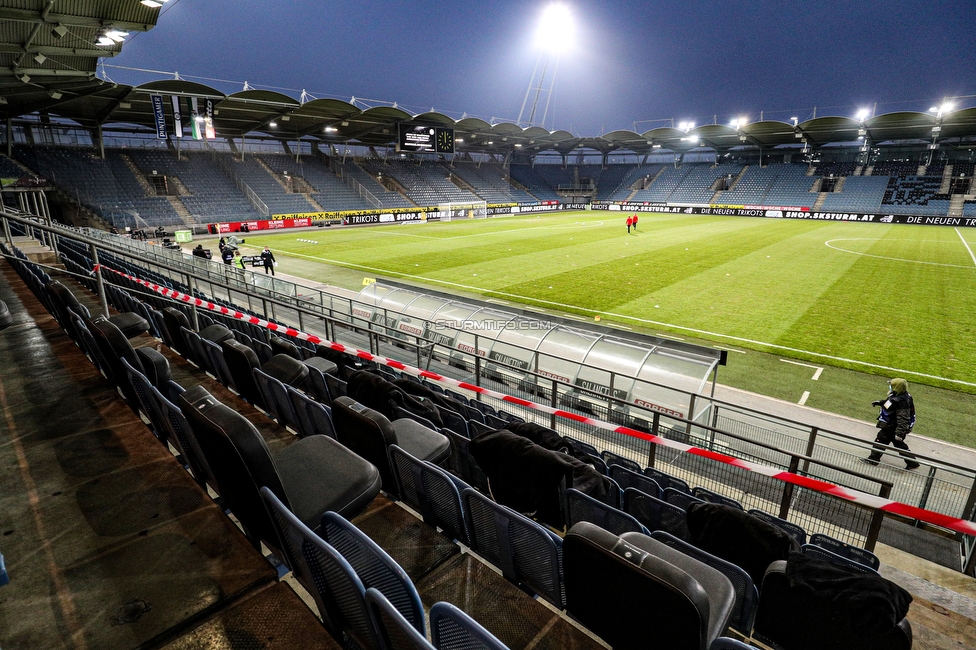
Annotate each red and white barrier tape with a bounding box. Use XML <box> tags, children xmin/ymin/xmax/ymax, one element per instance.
<box><xmin>96</xmin><ymin>264</ymin><xmax>976</xmax><ymax>538</ymax></box>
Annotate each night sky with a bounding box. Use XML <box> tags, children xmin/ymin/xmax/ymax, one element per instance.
<box><xmin>109</xmin><ymin>0</ymin><xmax>975</xmax><ymax>135</ymax></box>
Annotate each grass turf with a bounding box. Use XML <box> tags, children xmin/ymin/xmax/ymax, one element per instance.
<box><xmin>239</xmin><ymin>211</ymin><xmax>976</xmax><ymax>447</ymax></box>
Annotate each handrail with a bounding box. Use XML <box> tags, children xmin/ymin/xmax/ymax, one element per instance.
<box><xmin>205</xmin><ymin>143</ymin><xmax>270</xmax><ymax>216</ymax></box>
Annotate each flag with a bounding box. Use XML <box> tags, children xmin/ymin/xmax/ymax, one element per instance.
<box><xmin>204</xmin><ymin>98</ymin><xmax>215</xmax><ymax>139</ymax></box>
<box><xmin>171</xmin><ymin>95</ymin><xmax>182</xmax><ymax>137</ymax></box>
<box><xmin>189</xmin><ymin>97</ymin><xmax>202</xmax><ymax>140</ymax></box>
<box><xmin>150</xmin><ymin>94</ymin><xmax>167</xmax><ymax>139</ymax></box>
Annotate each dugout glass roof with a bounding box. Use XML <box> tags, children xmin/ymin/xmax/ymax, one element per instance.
<box><xmin>355</xmin><ymin>282</ymin><xmax>720</xmax><ymax>416</ymax></box>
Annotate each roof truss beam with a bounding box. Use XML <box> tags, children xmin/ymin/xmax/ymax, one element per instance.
<box><xmin>0</xmin><ymin>7</ymin><xmax>155</xmax><ymax>32</ymax></box>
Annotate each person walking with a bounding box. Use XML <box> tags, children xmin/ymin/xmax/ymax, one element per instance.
<box><xmin>632</xmin><ymin>214</ymin><xmax>638</xmax><ymax>230</ymax></box>
<box><xmin>260</xmin><ymin>246</ymin><xmax>277</xmax><ymax>275</ymax></box>
<box><xmin>221</xmin><ymin>245</ymin><xmax>234</xmax><ymax>265</ymax></box>
<box><xmin>234</xmin><ymin>250</ymin><xmax>246</xmax><ymax>270</ymax></box>
<box><xmin>862</xmin><ymin>378</ymin><xmax>920</xmax><ymax>469</ymax></box>
<box><xmin>626</xmin><ymin>215</ymin><xmax>633</xmax><ymax>233</ymax></box>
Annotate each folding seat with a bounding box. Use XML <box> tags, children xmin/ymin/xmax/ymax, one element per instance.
<box><xmin>389</xmin><ymin>445</ymin><xmax>469</xmax><ymax>545</ymax></box>
<box><xmin>331</xmin><ymin>396</ymin><xmax>451</xmax><ymax>497</ymax></box>
<box><xmin>563</xmin><ymin>521</ymin><xmax>736</xmax><ymax>650</ymax></box>
<box><xmin>603</xmin><ymin>450</ymin><xmax>642</xmax><ymax>474</ymax></box>
<box><xmin>429</xmin><ymin>601</ymin><xmax>511</xmax><ymax>650</ymax></box>
<box><xmin>253</xmin><ymin>364</ymin><xmax>305</xmax><ymax>432</ymax></box>
<box><xmin>686</xmin><ymin>503</ymin><xmax>800</xmax><ymax>588</ymax></box>
<box><xmin>692</xmin><ymin>487</ymin><xmax>744</xmax><ymax>510</ymax></box>
<box><xmin>122</xmin><ymin>359</ymin><xmax>168</xmax><ymax>442</ymax></box>
<box><xmin>665</xmin><ymin>486</ymin><xmax>705</xmax><ymax>511</ymax></box>
<box><xmin>87</xmin><ymin>316</ymin><xmax>149</xmax><ymax>408</ymax></box>
<box><xmin>565</xmin><ymin>487</ymin><xmax>645</xmax><ymax>536</ymax></box>
<box><xmin>46</xmin><ymin>280</ymin><xmax>149</xmax><ymax>341</ymax></box>
<box><xmin>747</xmin><ymin>509</ymin><xmax>807</xmax><ymax>546</ymax></box>
<box><xmin>800</xmin><ymin>543</ymin><xmax>879</xmax><ymax>574</ymax></box>
<box><xmin>563</xmin><ymin>436</ymin><xmax>600</xmax><ymax>457</ymax></box>
<box><xmin>650</xmin><ymin>531</ymin><xmax>759</xmax><ymax>636</ymax></box>
<box><xmin>324</xmin><ymin>373</ymin><xmax>348</xmax><ymax>402</ymax></box>
<box><xmin>437</xmin><ymin>408</ymin><xmax>468</xmax><ymax>438</ymax></box>
<box><xmin>467</xmin><ymin>419</ymin><xmax>494</xmax><ymax>438</ymax></box>
<box><xmin>161</xmin><ymin>307</ymin><xmax>191</xmax><ymax>355</ymax></box>
<box><xmin>366</xmin><ymin>589</ymin><xmax>434</xmax><ymax>650</ymax></box>
<box><xmin>200</xmin><ymin>338</ymin><xmax>236</xmax><ymax>389</ymax></box>
<box><xmin>462</xmin><ymin>488</ymin><xmax>564</xmax><ymax>608</ymax></box>
<box><xmin>180</xmin><ymin>326</ymin><xmax>209</xmax><ymax>371</ymax></box>
<box><xmin>199</xmin><ymin>323</ymin><xmax>234</xmax><ymax>345</ymax></box>
<box><xmin>260</xmin><ymin>488</ymin><xmax>382</xmax><ymax>647</ymax></box>
<box><xmin>270</xmin><ymin>335</ymin><xmax>303</xmax><ymax>360</ymax></box>
<box><xmin>754</xmin><ymin>554</ymin><xmax>912</xmax><ymax>650</ymax></box>
<box><xmin>806</xmin><ymin>533</ymin><xmax>880</xmax><ymax>570</ymax></box>
<box><xmin>154</xmin><ymin>384</ymin><xmax>217</xmax><ymax>492</ymax></box>
<box><xmin>441</xmin><ymin>428</ymin><xmax>490</xmax><ymax>493</ymax></box>
<box><xmin>319</xmin><ymin>512</ymin><xmax>425</xmax><ymax>637</ymax></box>
<box><xmin>610</xmin><ymin>465</ymin><xmax>662</xmax><ymax>499</ymax></box>
<box><xmin>392</xmin><ymin>405</ymin><xmax>440</xmax><ymax>433</ymax></box>
<box><xmin>645</xmin><ymin>466</ymin><xmax>691</xmax><ymax>493</ymax></box>
<box><xmin>303</xmin><ymin>357</ymin><xmax>338</xmax><ymax>404</ymax></box>
<box><xmin>179</xmin><ymin>385</ymin><xmax>380</xmax><ymax>552</ymax></box>
<box><xmin>221</xmin><ymin>339</ymin><xmax>302</xmax><ymax>409</ymax></box>
<box><xmin>623</xmin><ymin>487</ymin><xmax>692</xmax><ymax>541</ymax></box>
<box><xmin>287</xmin><ymin>386</ymin><xmax>337</xmax><ymax>440</ymax></box>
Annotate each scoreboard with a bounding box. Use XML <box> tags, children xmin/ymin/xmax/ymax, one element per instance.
<box><xmin>398</xmin><ymin>125</ymin><xmax>455</xmax><ymax>154</ymax></box>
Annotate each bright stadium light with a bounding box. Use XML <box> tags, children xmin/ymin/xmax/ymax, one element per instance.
<box><xmin>535</xmin><ymin>4</ymin><xmax>576</xmax><ymax>54</ymax></box>
<box><xmin>678</xmin><ymin>121</ymin><xmax>695</xmax><ymax>132</ymax></box>
<box><xmin>856</xmin><ymin>108</ymin><xmax>870</xmax><ymax>121</ymax></box>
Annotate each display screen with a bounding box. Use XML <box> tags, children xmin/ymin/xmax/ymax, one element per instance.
<box><xmin>398</xmin><ymin>125</ymin><xmax>455</xmax><ymax>154</ymax></box>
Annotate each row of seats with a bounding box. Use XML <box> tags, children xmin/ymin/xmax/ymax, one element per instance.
<box><xmin>8</xmin><ymin>228</ymin><xmax>914</xmax><ymax>649</ymax></box>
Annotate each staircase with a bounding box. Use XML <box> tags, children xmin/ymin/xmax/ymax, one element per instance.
<box><xmin>120</xmin><ymin>154</ymin><xmax>156</xmax><ymax>195</ymax></box>
<box><xmin>948</xmin><ymin>195</ymin><xmax>966</xmax><ymax>217</ymax></box>
<box><xmin>812</xmin><ymin>192</ymin><xmax>829</xmax><ymax>211</ymax></box>
<box><xmin>166</xmin><ymin>196</ymin><xmax>194</xmax><ymax>226</ymax></box>
<box><xmin>305</xmin><ymin>194</ymin><xmax>325</xmax><ymax>211</ymax></box>
<box><xmin>862</xmin><ymin>166</ymin><xmax>872</xmax><ymax>176</ymax></box>
<box><xmin>939</xmin><ymin>165</ymin><xmax>953</xmax><ymax>194</ymax></box>
<box><xmin>256</xmin><ymin>157</ymin><xmax>291</xmax><ymax>192</ymax></box>
<box><xmin>805</xmin><ymin>165</ymin><xmax>816</xmax><ymax>176</ymax></box>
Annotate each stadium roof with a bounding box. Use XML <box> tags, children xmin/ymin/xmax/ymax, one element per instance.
<box><xmin>2</xmin><ymin>5</ymin><xmax>975</xmax><ymax>157</ymax></box>
<box><xmin>0</xmin><ymin>0</ymin><xmax>163</xmax><ymax>117</ymax></box>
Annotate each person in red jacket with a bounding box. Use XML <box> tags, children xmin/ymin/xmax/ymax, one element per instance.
<box><xmin>633</xmin><ymin>214</ymin><xmax>638</xmax><ymax>230</ymax></box>
<box><xmin>626</xmin><ymin>215</ymin><xmax>633</xmax><ymax>233</ymax></box>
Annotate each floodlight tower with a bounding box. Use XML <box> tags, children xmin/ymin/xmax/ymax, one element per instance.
<box><xmin>517</xmin><ymin>4</ymin><xmax>575</xmax><ymax>130</ymax></box>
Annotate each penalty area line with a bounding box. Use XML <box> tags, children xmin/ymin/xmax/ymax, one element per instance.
<box><xmin>955</xmin><ymin>228</ymin><xmax>976</xmax><ymax>267</ymax></box>
<box><xmin>281</xmin><ymin>249</ymin><xmax>976</xmax><ymax>389</ymax></box>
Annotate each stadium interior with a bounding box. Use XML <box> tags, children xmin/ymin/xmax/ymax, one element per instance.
<box><xmin>2</xmin><ymin>2</ymin><xmax>976</xmax><ymax>650</ymax></box>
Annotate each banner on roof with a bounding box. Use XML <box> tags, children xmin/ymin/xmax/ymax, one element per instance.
<box><xmin>150</xmin><ymin>95</ymin><xmax>167</xmax><ymax>139</ymax></box>
<box><xmin>204</xmin><ymin>99</ymin><xmax>215</xmax><ymax>139</ymax></box>
<box><xmin>189</xmin><ymin>97</ymin><xmax>202</xmax><ymax>140</ymax></box>
<box><xmin>171</xmin><ymin>96</ymin><xmax>182</xmax><ymax>137</ymax></box>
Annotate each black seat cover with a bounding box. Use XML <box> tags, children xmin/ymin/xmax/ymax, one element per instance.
<box><xmin>221</xmin><ymin>338</ymin><xmax>263</xmax><ymax>407</ymax></box>
<box><xmin>564</xmin><ymin>522</ymin><xmax>734</xmax><ymax>650</ymax></box>
<box><xmin>199</xmin><ymin>323</ymin><xmax>234</xmax><ymax>344</ymax></box>
<box><xmin>262</xmin><ymin>354</ymin><xmax>309</xmax><ymax>387</ymax></box>
<box><xmin>162</xmin><ymin>308</ymin><xmax>191</xmax><ymax>354</ymax></box>
<box><xmin>270</xmin><ymin>336</ymin><xmax>302</xmax><ymax>360</ymax></box>
<box><xmin>178</xmin><ymin>385</ymin><xmax>381</xmax><ymax>544</ymax></box>
<box><xmin>134</xmin><ymin>347</ymin><xmax>172</xmax><ymax>390</ymax></box>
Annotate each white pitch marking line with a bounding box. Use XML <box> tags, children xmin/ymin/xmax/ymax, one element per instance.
<box><xmin>780</xmin><ymin>358</ymin><xmax>824</xmax><ymax>380</ymax></box>
<box><xmin>656</xmin><ymin>334</ymin><xmax>685</xmax><ymax>341</ymax></box>
<box><xmin>714</xmin><ymin>346</ymin><xmax>747</xmax><ymax>354</ymax></box>
<box><xmin>798</xmin><ymin>391</ymin><xmax>810</xmax><ymax>406</ymax></box>
<box><xmin>486</xmin><ymin>298</ymin><xmax>512</xmax><ymax>305</ymax></box>
<box><xmin>956</xmin><ymin>228</ymin><xmax>976</xmax><ymax>267</ymax></box>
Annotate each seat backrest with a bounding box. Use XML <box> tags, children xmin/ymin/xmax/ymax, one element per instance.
<box><xmin>270</xmin><ymin>335</ymin><xmax>303</xmax><ymax>360</ymax></box>
<box><xmin>564</xmin><ymin>522</ymin><xmax>731</xmax><ymax>650</ymax></box>
<box><xmin>651</xmin><ymin>530</ymin><xmax>759</xmax><ymax>635</ymax></box>
<box><xmin>302</xmin><ymin>359</ymin><xmax>335</xmax><ymax>405</ymax></box>
<box><xmin>320</xmin><ymin>512</ymin><xmax>425</xmax><ymax>637</ymax></box>
<box><xmin>287</xmin><ymin>386</ymin><xmax>337</xmax><ymax>439</ymax></box>
<box><xmin>564</xmin><ymin>436</ymin><xmax>600</xmax><ymax>457</ymax></box>
<box><xmin>437</xmin><ymin>408</ymin><xmax>468</xmax><ymax>438</ymax></box>
<box><xmin>748</xmin><ymin>509</ymin><xmax>808</xmax><ymax>547</ymax></box>
<box><xmin>200</xmin><ymin>338</ymin><xmax>236</xmax><ymax>390</ymax></box>
<box><xmin>565</xmin><ymin>488</ymin><xmax>648</xmax><ymax>537</ymax></box>
<box><xmin>331</xmin><ymin>396</ymin><xmax>398</xmax><ymax>491</ymax></box>
<box><xmin>88</xmin><ymin>317</ymin><xmax>143</xmax><ymax>404</ymax></box>
<box><xmin>179</xmin><ymin>326</ymin><xmax>208</xmax><ymax>371</ymax></box>
<box><xmin>221</xmin><ymin>338</ymin><xmax>264</xmax><ymax>407</ymax></box>
<box><xmin>324</xmin><ymin>373</ymin><xmax>348</xmax><ymax>401</ymax></box>
<box><xmin>199</xmin><ymin>323</ymin><xmax>234</xmax><ymax>344</ymax></box>
<box><xmin>254</xmin><ymin>368</ymin><xmax>302</xmax><ymax>433</ymax></box>
<box><xmin>161</xmin><ymin>307</ymin><xmax>190</xmax><ymax>354</ymax></box>
<box><xmin>366</xmin><ymin>588</ymin><xmax>434</xmax><ymax>650</ymax></box>
<box><xmin>122</xmin><ymin>358</ymin><xmax>167</xmax><ymax>443</ymax></box>
<box><xmin>467</xmin><ymin>419</ymin><xmax>494</xmax><ymax>438</ymax></box>
<box><xmin>645</xmin><ymin>466</ymin><xmax>691</xmax><ymax>493</ymax></box>
<box><xmin>664</xmin><ymin>487</ymin><xmax>705</xmax><ymax>511</ymax></box>
<box><xmin>808</xmin><ymin>533</ymin><xmax>880</xmax><ymax>570</ymax></box>
<box><xmin>178</xmin><ymin>385</ymin><xmax>286</xmax><ymax>547</ymax></box>
<box><xmin>389</xmin><ymin>445</ymin><xmax>469</xmax><ymax>545</ymax></box>
<box><xmin>692</xmin><ymin>487</ymin><xmax>744</xmax><ymax>510</ymax></box>
<box><xmin>610</xmin><ymin>465</ymin><xmax>662</xmax><ymax>498</ymax></box>
<box><xmin>134</xmin><ymin>347</ymin><xmax>173</xmax><ymax>391</ymax></box>
<box><xmin>429</xmin><ymin>601</ymin><xmax>510</xmax><ymax>650</ymax></box>
<box><xmin>156</xmin><ymin>386</ymin><xmax>216</xmax><ymax>491</ymax></box>
<box><xmin>392</xmin><ymin>405</ymin><xmax>439</xmax><ymax>432</ymax></box>
<box><xmin>623</xmin><ymin>487</ymin><xmax>692</xmax><ymax>541</ymax></box>
<box><xmin>602</xmin><ymin>451</ymin><xmax>642</xmax><ymax>474</ymax></box>
<box><xmin>801</xmin><ymin>544</ymin><xmax>878</xmax><ymax>574</ymax></box>
<box><xmin>442</xmin><ymin>429</ymin><xmax>490</xmax><ymax>493</ymax></box>
<box><xmin>462</xmin><ymin>488</ymin><xmax>564</xmax><ymax>609</ymax></box>
<box><xmin>261</xmin><ymin>488</ymin><xmax>378</xmax><ymax>647</ymax></box>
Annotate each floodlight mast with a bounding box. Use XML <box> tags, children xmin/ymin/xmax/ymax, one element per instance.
<box><xmin>517</xmin><ymin>4</ymin><xmax>574</xmax><ymax>130</ymax></box>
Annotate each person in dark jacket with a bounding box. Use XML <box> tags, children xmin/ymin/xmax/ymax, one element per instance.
<box><xmin>260</xmin><ymin>246</ymin><xmax>276</xmax><ymax>275</ymax></box>
<box><xmin>221</xmin><ymin>245</ymin><xmax>234</xmax><ymax>265</ymax></box>
<box><xmin>863</xmin><ymin>378</ymin><xmax>920</xmax><ymax>469</ymax></box>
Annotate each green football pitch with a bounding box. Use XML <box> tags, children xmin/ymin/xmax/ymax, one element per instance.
<box><xmin>242</xmin><ymin>211</ymin><xmax>976</xmax><ymax>446</ymax></box>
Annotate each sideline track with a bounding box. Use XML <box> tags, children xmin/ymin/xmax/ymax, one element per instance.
<box><xmin>94</xmin><ymin>263</ymin><xmax>976</xmax><ymax>538</ymax></box>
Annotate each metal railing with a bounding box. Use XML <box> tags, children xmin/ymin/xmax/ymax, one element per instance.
<box><xmin>205</xmin><ymin>143</ymin><xmax>270</xmax><ymax>217</ymax></box>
